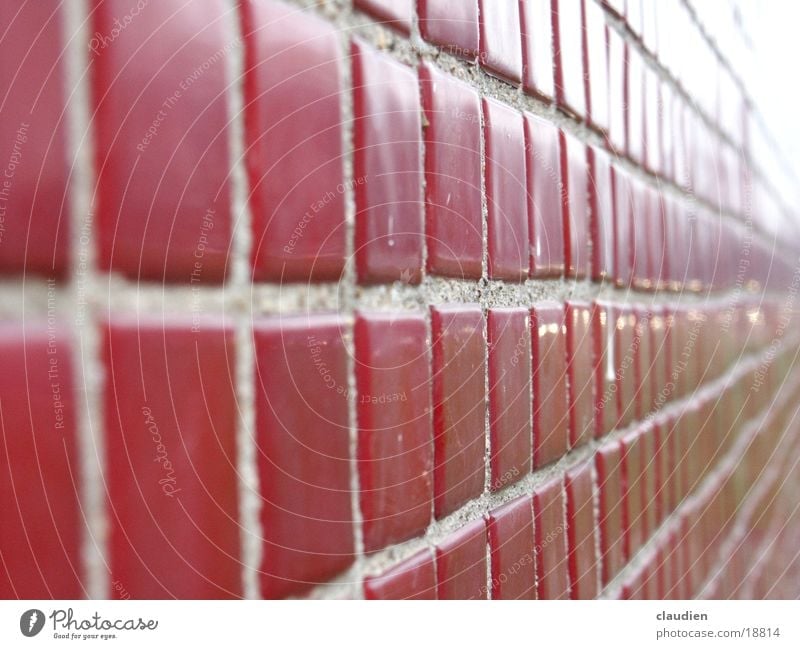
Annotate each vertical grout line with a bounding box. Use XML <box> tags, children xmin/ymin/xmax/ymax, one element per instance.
<box><xmin>223</xmin><ymin>0</ymin><xmax>261</xmax><ymax>600</ymax></box>
<box><xmin>63</xmin><ymin>0</ymin><xmax>108</xmax><ymax>600</ymax></box>
<box><xmin>338</xmin><ymin>17</ymin><xmax>366</xmax><ymax>600</ymax></box>
<box><xmin>589</xmin><ymin>456</ymin><xmax>604</xmax><ymax>598</ymax></box>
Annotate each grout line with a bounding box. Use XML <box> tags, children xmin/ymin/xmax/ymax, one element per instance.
<box><xmin>63</xmin><ymin>0</ymin><xmax>109</xmax><ymax>600</ymax></box>
<box><xmin>222</xmin><ymin>0</ymin><xmax>261</xmax><ymax>600</ymax></box>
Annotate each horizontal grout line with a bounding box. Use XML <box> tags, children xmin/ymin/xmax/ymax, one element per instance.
<box><xmin>300</xmin><ymin>340</ymin><xmax>797</xmax><ymax>599</ymax></box>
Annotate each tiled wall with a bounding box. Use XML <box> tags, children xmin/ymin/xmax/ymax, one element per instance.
<box><xmin>1</xmin><ymin>0</ymin><xmax>799</xmax><ymax>600</ymax></box>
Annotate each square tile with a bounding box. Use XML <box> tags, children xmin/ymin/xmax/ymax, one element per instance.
<box><xmin>436</xmin><ymin>519</ymin><xmax>488</xmax><ymax>599</ymax></box>
<box><xmin>533</xmin><ymin>477</ymin><xmax>570</xmax><ymax>599</ymax></box>
<box><xmin>566</xmin><ymin>301</ymin><xmax>595</xmax><ymax>447</ymax></box>
<box><xmin>243</xmin><ymin>1</ymin><xmax>345</xmax><ymax>282</ymax></box>
<box><xmin>588</xmin><ymin>146</ymin><xmax>614</xmax><ymax>282</ymax></box>
<box><xmin>584</xmin><ymin>0</ymin><xmax>610</xmax><ymax>132</ymax></box>
<box><xmin>254</xmin><ymin>316</ymin><xmax>354</xmax><ymax>598</ymax></box>
<box><xmin>596</xmin><ymin>440</ymin><xmax>625</xmax><ymax>584</ymax></box>
<box><xmin>353</xmin><ymin>40</ymin><xmax>424</xmax><ymax>284</ymax></box>
<box><xmin>421</xmin><ymin>64</ymin><xmax>483</xmax><ymax>279</ymax></box>
<box><xmin>487</xmin><ymin>495</ymin><xmax>536</xmax><ymax>599</ymax></box>
<box><xmin>565</xmin><ymin>460</ymin><xmax>599</xmax><ymax>599</ymax></box>
<box><xmin>525</xmin><ymin>113</ymin><xmax>565</xmax><ymax>277</ymax></box>
<box><xmin>553</xmin><ymin>0</ymin><xmax>587</xmax><ymax>119</ymax></box>
<box><xmin>484</xmin><ymin>99</ymin><xmax>529</xmax><ymax>280</ymax></box>
<box><xmin>520</xmin><ymin>0</ymin><xmax>555</xmax><ymax>99</ymax></box>
<box><xmin>531</xmin><ymin>303</ymin><xmax>569</xmax><ymax>467</ymax></box>
<box><xmin>560</xmin><ymin>131</ymin><xmax>590</xmax><ymax>278</ymax></box>
<box><xmin>431</xmin><ymin>305</ymin><xmax>487</xmax><ymax>517</ymax></box>
<box><xmin>488</xmin><ymin>308</ymin><xmax>532</xmax><ymax>490</ymax></box>
<box><xmin>355</xmin><ymin>312</ymin><xmax>434</xmax><ymax>552</ymax></box>
<box><xmin>479</xmin><ymin>0</ymin><xmax>523</xmax><ymax>83</ymax></box>
<box><xmin>94</xmin><ymin>0</ymin><xmax>232</xmax><ymax>283</ymax></box>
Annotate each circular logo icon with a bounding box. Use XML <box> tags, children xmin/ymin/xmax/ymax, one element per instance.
<box><xmin>20</xmin><ymin>609</ymin><xmax>45</xmax><ymax>637</ymax></box>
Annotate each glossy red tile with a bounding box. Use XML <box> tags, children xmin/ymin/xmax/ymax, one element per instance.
<box><xmin>566</xmin><ymin>301</ymin><xmax>595</xmax><ymax>447</ymax></box>
<box><xmin>560</xmin><ymin>131</ymin><xmax>590</xmax><ymax>278</ymax></box>
<box><xmin>436</xmin><ymin>519</ymin><xmax>488</xmax><ymax>599</ymax></box>
<box><xmin>584</xmin><ymin>0</ymin><xmax>609</xmax><ymax>132</ymax></box>
<box><xmin>243</xmin><ymin>0</ymin><xmax>345</xmax><ymax>282</ymax></box>
<box><xmin>596</xmin><ymin>440</ymin><xmax>625</xmax><ymax>584</ymax></box>
<box><xmin>606</xmin><ymin>27</ymin><xmax>627</xmax><ymax>154</ymax></box>
<box><xmin>525</xmin><ymin>113</ymin><xmax>565</xmax><ymax>277</ymax></box>
<box><xmin>611</xmin><ymin>165</ymin><xmax>634</xmax><ymax>287</ymax></box>
<box><xmin>355</xmin><ymin>312</ymin><xmax>433</xmax><ymax>552</ymax></box>
<box><xmin>479</xmin><ymin>0</ymin><xmax>523</xmax><ymax>83</ymax></box>
<box><xmin>104</xmin><ymin>320</ymin><xmax>240</xmax><ymax>598</ymax></box>
<box><xmin>592</xmin><ymin>300</ymin><xmax>615</xmax><ymax>437</ymax></box>
<box><xmin>565</xmin><ymin>461</ymin><xmax>599</xmax><ymax>599</ymax></box>
<box><xmin>0</xmin><ymin>3</ymin><xmax>70</xmax><ymax>277</ymax></box>
<box><xmin>644</xmin><ymin>66</ymin><xmax>662</xmax><ymax>175</ymax></box>
<box><xmin>588</xmin><ymin>146</ymin><xmax>614</xmax><ymax>282</ymax></box>
<box><xmin>553</xmin><ymin>0</ymin><xmax>587</xmax><ymax>119</ymax></box>
<box><xmin>0</xmin><ymin>324</ymin><xmax>82</xmax><ymax>598</ymax></box>
<box><xmin>626</xmin><ymin>46</ymin><xmax>645</xmax><ymax>164</ymax></box>
<box><xmin>533</xmin><ymin>478</ymin><xmax>570</xmax><ymax>599</ymax></box>
<box><xmin>620</xmin><ymin>429</ymin><xmax>645</xmax><ymax>558</ymax></box>
<box><xmin>488</xmin><ymin>308</ymin><xmax>532</xmax><ymax>491</ymax></box>
<box><xmin>613</xmin><ymin>305</ymin><xmax>638</xmax><ymax>429</ymax></box>
<box><xmin>419</xmin><ymin>0</ymin><xmax>479</xmax><ymax>58</ymax></box>
<box><xmin>421</xmin><ymin>64</ymin><xmax>483</xmax><ymax>279</ymax></box>
<box><xmin>487</xmin><ymin>495</ymin><xmax>536</xmax><ymax>599</ymax></box>
<box><xmin>634</xmin><ymin>306</ymin><xmax>655</xmax><ymax>416</ymax></box>
<box><xmin>531</xmin><ymin>303</ymin><xmax>569</xmax><ymax>467</ymax></box>
<box><xmin>254</xmin><ymin>316</ymin><xmax>354</xmax><ymax>598</ymax></box>
<box><xmin>520</xmin><ymin>0</ymin><xmax>556</xmax><ymax>99</ymax></box>
<box><xmin>352</xmin><ymin>40</ymin><xmax>423</xmax><ymax>284</ymax></box>
<box><xmin>364</xmin><ymin>550</ymin><xmax>436</xmax><ymax>599</ymax></box>
<box><xmin>354</xmin><ymin>0</ymin><xmax>413</xmax><ymax>33</ymax></box>
<box><xmin>484</xmin><ymin>99</ymin><xmax>529</xmax><ymax>281</ymax></box>
<box><xmin>431</xmin><ymin>305</ymin><xmax>486</xmax><ymax>518</ymax></box>
<box><xmin>93</xmin><ymin>0</ymin><xmax>231</xmax><ymax>283</ymax></box>
<box><xmin>640</xmin><ymin>423</ymin><xmax>658</xmax><ymax>538</ymax></box>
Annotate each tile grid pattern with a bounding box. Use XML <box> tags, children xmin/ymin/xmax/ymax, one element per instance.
<box><xmin>0</xmin><ymin>0</ymin><xmax>799</xmax><ymax>601</ymax></box>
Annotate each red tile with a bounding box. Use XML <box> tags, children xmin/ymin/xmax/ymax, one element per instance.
<box><xmin>479</xmin><ymin>0</ymin><xmax>523</xmax><ymax>83</ymax></box>
<box><xmin>352</xmin><ymin>40</ymin><xmax>423</xmax><ymax>284</ymax></box>
<box><xmin>566</xmin><ymin>301</ymin><xmax>594</xmax><ymax>447</ymax></box>
<box><xmin>613</xmin><ymin>305</ymin><xmax>638</xmax><ymax>429</ymax></box>
<box><xmin>354</xmin><ymin>0</ymin><xmax>413</xmax><ymax>33</ymax></box>
<box><xmin>560</xmin><ymin>131</ymin><xmax>590</xmax><ymax>278</ymax></box>
<box><xmin>596</xmin><ymin>440</ymin><xmax>625</xmax><ymax>584</ymax></box>
<box><xmin>533</xmin><ymin>478</ymin><xmax>569</xmax><ymax>599</ymax></box>
<box><xmin>611</xmin><ymin>165</ymin><xmax>634</xmax><ymax>287</ymax></box>
<box><xmin>488</xmin><ymin>308</ymin><xmax>532</xmax><ymax>491</ymax></box>
<box><xmin>565</xmin><ymin>461</ymin><xmax>599</xmax><ymax>599</ymax></box>
<box><xmin>484</xmin><ymin>99</ymin><xmax>529</xmax><ymax>281</ymax></box>
<box><xmin>620</xmin><ymin>429</ymin><xmax>645</xmax><ymax>558</ymax></box>
<box><xmin>364</xmin><ymin>550</ymin><xmax>436</xmax><ymax>599</ymax></box>
<box><xmin>592</xmin><ymin>300</ymin><xmax>615</xmax><ymax>437</ymax></box>
<box><xmin>419</xmin><ymin>0</ymin><xmax>479</xmax><ymax>58</ymax></box>
<box><xmin>588</xmin><ymin>147</ymin><xmax>614</xmax><ymax>282</ymax></box>
<box><xmin>243</xmin><ymin>1</ymin><xmax>345</xmax><ymax>282</ymax></box>
<box><xmin>487</xmin><ymin>495</ymin><xmax>536</xmax><ymax>599</ymax></box>
<box><xmin>626</xmin><ymin>47</ymin><xmax>645</xmax><ymax>164</ymax></box>
<box><xmin>254</xmin><ymin>316</ymin><xmax>354</xmax><ymax>598</ymax></box>
<box><xmin>635</xmin><ymin>306</ymin><xmax>655</xmax><ymax>416</ymax></box>
<box><xmin>93</xmin><ymin>0</ymin><xmax>231</xmax><ymax>283</ymax></box>
<box><xmin>431</xmin><ymin>305</ymin><xmax>486</xmax><ymax>517</ymax></box>
<box><xmin>436</xmin><ymin>519</ymin><xmax>488</xmax><ymax>599</ymax></box>
<box><xmin>640</xmin><ymin>423</ymin><xmax>657</xmax><ymax>538</ymax></box>
<box><xmin>355</xmin><ymin>312</ymin><xmax>433</xmax><ymax>552</ymax></box>
<box><xmin>0</xmin><ymin>3</ymin><xmax>70</xmax><ymax>277</ymax></box>
<box><xmin>520</xmin><ymin>0</ymin><xmax>556</xmax><ymax>99</ymax></box>
<box><xmin>531</xmin><ymin>303</ymin><xmax>569</xmax><ymax>467</ymax></box>
<box><xmin>644</xmin><ymin>66</ymin><xmax>662</xmax><ymax>175</ymax></box>
<box><xmin>0</xmin><ymin>324</ymin><xmax>82</xmax><ymax>598</ymax></box>
<box><xmin>606</xmin><ymin>27</ymin><xmax>627</xmax><ymax>155</ymax></box>
<box><xmin>584</xmin><ymin>0</ymin><xmax>609</xmax><ymax>131</ymax></box>
<box><xmin>525</xmin><ymin>113</ymin><xmax>565</xmax><ymax>277</ymax></box>
<box><xmin>104</xmin><ymin>320</ymin><xmax>240</xmax><ymax>598</ymax></box>
<box><xmin>553</xmin><ymin>0</ymin><xmax>587</xmax><ymax>119</ymax></box>
<box><xmin>421</xmin><ymin>64</ymin><xmax>483</xmax><ymax>278</ymax></box>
